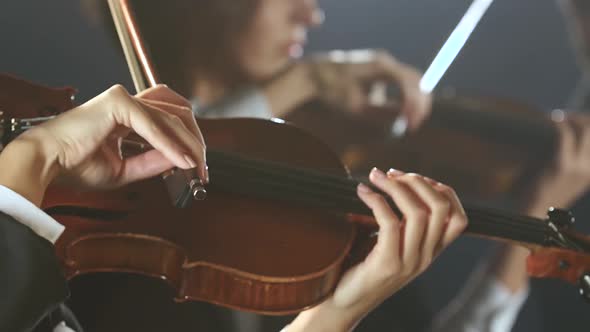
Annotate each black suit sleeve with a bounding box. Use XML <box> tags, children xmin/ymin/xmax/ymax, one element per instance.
<box><xmin>0</xmin><ymin>212</ymin><xmax>69</xmax><ymax>332</ymax></box>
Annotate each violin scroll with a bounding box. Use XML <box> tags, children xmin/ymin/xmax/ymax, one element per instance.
<box><xmin>527</xmin><ymin>247</ymin><xmax>590</xmax><ymax>284</ymax></box>
<box><xmin>527</xmin><ymin>208</ymin><xmax>590</xmax><ymax>300</ymax></box>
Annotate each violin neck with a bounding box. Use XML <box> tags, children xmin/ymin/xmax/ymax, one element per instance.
<box><xmin>206</xmin><ymin>149</ymin><xmax>557</xmax><ymax>249</ymax></box>
<box><xmin>0</xmin><ymin>120</ymin><xmax>562</xmax><ymax>251</ymax></box>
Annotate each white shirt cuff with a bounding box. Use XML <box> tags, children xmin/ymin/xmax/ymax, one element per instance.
<box><xmin>0</xmin><ymin>185</ymin><xmax>65</xmax><ymax>244</ymax></box>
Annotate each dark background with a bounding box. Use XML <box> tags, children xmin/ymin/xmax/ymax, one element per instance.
<box><xmin>2</xmin><ymin>0</ymin><xmax>589</xmax><ymax>330</ymax></box>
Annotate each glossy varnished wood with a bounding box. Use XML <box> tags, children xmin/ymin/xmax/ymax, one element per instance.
<box><xmin>0</xmin><ymin>74</ymin><xmax>360</xmax><ymax>314</ymax></box>
<box><xmin>527</xmin><ymin>233</ymin><xmax>590</xmax><ymax>284</ymax></box>
<box><xmin>49</xmin><ymin>118</ymin><xmax>358</xmax><ymax>314</ymax></box>
<box><xmin>527</xmin><ymin>247</ymin><xmax>590</xmax><ymax>283</ymax></box>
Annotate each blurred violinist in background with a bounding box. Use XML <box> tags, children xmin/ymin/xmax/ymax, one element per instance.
<box><xmin>83</xmin><ymin>0</ymin><xmax>431</xmax><ymax>130</ymax></box>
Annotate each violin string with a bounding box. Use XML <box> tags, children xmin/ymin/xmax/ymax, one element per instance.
<box><xmin>209</xmin><ymin>160</ymin><xmax>549</xmax><ymax>241</ymax></box>
<box><xmin>466</xmin><ymin>209</ymin><xmax>548</xmax><ymax>238</ymax></box>
<box><xmin>208</xmin><ymin>151</ymin><xmax>548</xmax><ymax>229</ymax></box>
<box><xmin>220</xmin><ymin>174</ymin><xmax>539</xmax><ymax>233</ymax></box>
<box><xmin>16</xmin><ymin>123</ymin><xmax>550</xmax><ymax>244</ymax></box>
<box><xmin>469</xmin><ymin>210</ymin><xmax>549</xmax><ymax>239</ymax></box>
<box><xmin>131</xmin><ymin>135</ymin><xmax>553</xmax><ymax>241</ymax></box>
<box><xmin>236</xmin><ymin>171</ymin><xmax>544</xmax><ymax>236</ymax></box>
<box><xmin>211</xmin><ymin>167</ymin><xmax>549</xmax><ymax>245</ymax></box>
<box><xmin>125</xmin><ymin>141</ymin><xmax>545</xmax><ymax>236</ymax></box>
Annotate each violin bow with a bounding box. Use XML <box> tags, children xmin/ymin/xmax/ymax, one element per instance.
<box><xmin>391</xmin><ymin>0</ymin><xmax>495</xmax><ymax>136</ymax></box>
<box><xmin>107</xmin><ymin>0</ymin><xmax>206</xmax><ymax>207</ymax></box>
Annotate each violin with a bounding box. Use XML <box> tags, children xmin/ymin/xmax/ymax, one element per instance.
<box><xmin>2</xmin><ymin>72</ymin><xmax>590</xmax><ymax>313</ymax></box>
<box><xmin>2</xmin><ymin>0</ymin><xmax>590</xmax><ymax>316</ymax></box>
<box><xmin>287</xmin><ymin>93</ymin><xmax>558</xmax><ymax>206</ymax></box>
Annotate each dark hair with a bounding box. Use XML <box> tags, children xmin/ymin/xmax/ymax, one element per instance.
<box><xmin>90</xmin><ymin>0</ymin><xmax>259</xmax><ymax>97</ymax></box>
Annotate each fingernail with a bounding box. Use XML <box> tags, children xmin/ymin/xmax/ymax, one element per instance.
<box><xmin>184</xmin><ymin>154</ymin><xmax>197</xmax><ymax>169</ymax></box>
<box><xmin>387</xmin><ymin>168</ymin><xmax>404</xmax><ymax>176</ymax></box>
<box><xmin>357</xmin><ymin>183</ymin><xmax>372</xmax><ymax>193</ymax></box>
<box><xmin>370</xmin><ymin>167</ymin><xmax>386</xmax><ymax>181</ymax></box>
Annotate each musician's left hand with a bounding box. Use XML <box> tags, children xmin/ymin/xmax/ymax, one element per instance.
<box><xmin>288</xmin><ymin>168</ymin><xmax>468</xmax><ymax>331</ymax></box>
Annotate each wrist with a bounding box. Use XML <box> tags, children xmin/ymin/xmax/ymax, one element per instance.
<box><xmin>261</xmin><ymin>61</ymin><xmax>317</xmax><ymax>117</ymax></box>
<box><xmin>0</xmin><ymin>134</ymin><xmax>60</xmax><ymax>206</ymax></box>
<box><xmin>288</xmin><ymin>300</ymin><xmax>362</xmax><ymax>332</ymax></box>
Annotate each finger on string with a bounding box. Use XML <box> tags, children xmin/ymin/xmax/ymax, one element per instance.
<box><xmin>419</xmin><ymin>176</ymin><xmax>465</xmax><ymax>214</ymax></box>
<box><xmin>418</xmin><ymin>175</ymin><xmax>467</xmax><ymax>252</ymax></box>
<box><xmin>357</xmin><ymin>183</ymin><xmax>401</xmax><ymax>264</ymax></box>
<box><xmin>369</xmin><ymin>168</ymin><xmax>426</xmax><ymax>269</ymax></box>
<box><xmin>396</xmin><ymin>174</ymin><xmax>450</xmax><ymax>265</ymax></box>
<box><xmin>439</xmin><ymin>212</ymin><xmax>467</xmax><ymax>254</ymax></box>
<box><xmin>436</xmin><ymin>185</ymin><xmax>468</xmax><ymax>251</ymax></box>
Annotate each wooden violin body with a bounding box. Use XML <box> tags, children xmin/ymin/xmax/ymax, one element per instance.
<box><xmin>5</xmin><ymin>73</ymin><xmax>590</xmax><ymax>314</ymax></box>
<box><xmin>49</xmin><ymin>118</ymin><xmax>362</xmax><ymax>315</ymax></box>
<box><xmin>0</xmin><ymin>73</ymin><xmax>358</xmax><ymax>313</ymax></box>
